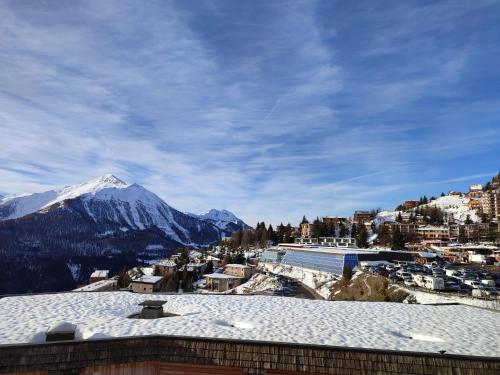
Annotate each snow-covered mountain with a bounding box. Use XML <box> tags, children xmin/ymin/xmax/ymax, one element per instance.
<box><xmin>0</xmin><ymin>174</ymin><xmax>246</xmax><ymax>294</ymax></box>
<box><xmin>188</xmin><ymin>208</ymin><xmax>247</xmax><ymax>235</ymax></box>
<box><xmin>0</xmin><ymin>174</ymin><xmax>246</xmax><ymax>244</ymax></box>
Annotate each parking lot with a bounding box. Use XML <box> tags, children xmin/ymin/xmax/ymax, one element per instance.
<box><xmin>364</xmin><ymin>261</ymin><xmax>500</xmax><ymax>298</ymax></box>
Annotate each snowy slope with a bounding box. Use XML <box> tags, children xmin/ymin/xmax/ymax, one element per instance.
<box><xmin>422</xmin><ymin>195</ymin><xmax>479</xmax><ymax>223</ymax></box>
<box><xmin>0</xmin><ymin>174</ymin><xmax>126</xmax><ymax>221</ymax></box>
<box><xmin>374</xmin><ymin>195</ymin><xmax>480</xmax><ymax>225</ymax></box>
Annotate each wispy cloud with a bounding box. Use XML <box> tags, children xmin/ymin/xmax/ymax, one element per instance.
<box><xmin>0</xmin><ymin>0</ymin><xmax>499</xmax><ymax>225</ymax></box>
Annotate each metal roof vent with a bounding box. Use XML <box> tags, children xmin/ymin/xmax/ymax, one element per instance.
<box><xmin>138</xmin><ymin>300</ymin><xmax>167</xmax><ymax>319</ymax></box>
<box><xmin>45</xmin><ymin>322</ymin><xmax>76</xmax><ymax>342</ymax></box>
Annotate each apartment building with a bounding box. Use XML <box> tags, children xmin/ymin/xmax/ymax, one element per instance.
<box><xmin>482</xmin><ymin>191</ymin><xmax>500</xmax><ymax>222</ymax></box>
<box><xmin>353</xmin><ymin>210</ymin><xmax>372</xmax><ymax>224</ymax></box>
<box><xmin>300</xmin><ymin>222</ymin><xmax>317</xmax><ymax>238</ymax></box>
<box><xmin>416</xmin><ymin>226</ymin><xmax>450</xmax><ymax>240</ymax></box>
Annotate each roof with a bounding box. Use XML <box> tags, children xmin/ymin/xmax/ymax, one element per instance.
<box><xmin>225</xmin><ymin>264</ymin><xmax>251</xmax><ymax>268</ymax></box>
<box><xmin>418</xmin><ymin>252</ymin><xmax>440</xmax><ymax>258</ymax></box>
<box><xmin>90</xmin><ymin>270</ymin><xmax>109</xmax><ymax>278</ymax></box>
<box><xmin>0</xmin><ymin>293</ymin><xmax>497</xmax><ymax>357</ymax></box>
<box><xmin>138</xmin><ymin>300</ymin><xmax>167</xmax><ymax>307</ymax></box>
<box><xmin>204</xmin><ymin>273</ymin><xmax>241</xmax><ymax>279</ymax></box>
<box><xmin>132</xmin><ymin>276</ymin><xmax>163</xmax><ymax>284</ymax></box>
<box><xmin>73</xmin><ymin>279</ymin><xmax>116</xmax><ymax>291</ymax></box>
<box><xmin>155</xmin><ymin>260</ymin><xmax>176</xmax><ymax>267</ymax></box>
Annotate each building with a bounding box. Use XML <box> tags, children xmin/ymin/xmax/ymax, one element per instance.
<box><xmin>468</xmin><ymin>198</ymin><xmax>482</xmax><ymax>211</ymax></box>
<box><xmin>353</xmin><ymin>210</ymin><xmax>372</xmax><ymax>223</ymax></box>
<box><xmin>89</xmin><ymin>270</ymin><xmax>109</xmax><ymax>283</ymax></box>
<box><xmin>295</xmin><ymin>237</ymin><xmax>319</xmax><ymax>245</ymax></box>
<box><xmin>130</xmin><ymin>276</ymin><xmax>164</xmax><ymax>293</ymax></box>
<box><xmin>74</xmin><ymin>278</ymin><xmax>117</xmax><ymax>292</ymax></box>
<box><xmin>415</xmin><ymin>226</ymin><xmax>450</xmax><ymax>240</ymax></box>
<box><xmin>300</xmin><ymin>222</ymin><xmax>317</xmax><ymax>238</ymax></box>
<box><xmin>402</xmin><ymin>200</ymin><xmax>419</xmax><ymax>210</ymax></box>
<box><xmin>468</xmin><ymin>184</ymin><xmax>483</xmax><ymax>199</ymax></box>
<box><xmin>322</xmin><ymin>216</ymin><xmax>348</xmax><ymax>226</ymax></box>
<box><xmin>258</xmin><ymin>246</ymin><xmax>413</xmax><ymax>276</ymax></box>
<box><xmin>224</xmin><ymin>264</ymin><xmax>252</xmax><ymax>279</ymax></box>
<box><xmin>318</xmin><ymin>237</ymin><xmax>356</xmax><ymax>247</ymax></box>
<box><xmin>204</xmin><ymin>273</ymin><xmax>242</xmax><ymax>292</ymax></box>
<box><xmin>205</xmin><ymin>255</ymin><xmax>222</xmax><ymax>267</ymax></box>
<box><xmin>154</xmin><ymin>260</ymin><xmax>177</xmax><ymax>277</ymax></box>
<box><xmin>482</xmin><ymin>191</ymin><xmax>500</xmax><ymax>222</ymax></box>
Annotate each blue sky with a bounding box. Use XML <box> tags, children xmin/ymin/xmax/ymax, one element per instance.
<box><xmin>0</xmin><ymin>0</ymin><xmax>499</xmax><ymax>225</ymax></box>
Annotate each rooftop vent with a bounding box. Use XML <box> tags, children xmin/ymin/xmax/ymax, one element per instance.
<box><xmin>129</xmin><ymin>300</ymin><xmax>179</xmax><ymax>319</ymax></box>
<box><xmin>45</xmin><ymin>322</ymin><xmax>76</xmax><ymax>342</ymax></box>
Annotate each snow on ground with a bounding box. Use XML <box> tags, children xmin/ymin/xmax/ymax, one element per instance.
<box><xmin>0</xmin><ymin>292</ymin><xmax>498</xmax><ymax>356</ymax></box>
<box><xmin>373</xmin><ymin>211</ymin><xmax>398</xmax><ymax>226</ymax></box>
<box><xmin>423</xmin><ymin>195</ymin><xmax>479</xmax><ymax>223</ymax></box>
<box><xmin>261</xmin><ymin>263</ymin><xmax>339</xmax><ymax>299</ymax></box>
<box><xmin>402</xmin><ymin>287</ymin><xmax>500</xmax><ymax>310</ymax></box>
<box><xmin>374</xmin><ymin>195</ymin><xmax>480</xmax><ymax>225</ymax></box>
<box><xmin>233</xmin><ymin>274</ymin><xmax>281</xmax><ymax>294</ymax></box>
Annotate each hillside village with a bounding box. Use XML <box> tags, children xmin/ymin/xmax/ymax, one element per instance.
<box><xmin>75</xmin><ymin>173</ymin><xmax>500</xmax><ymax>310</ymax></box>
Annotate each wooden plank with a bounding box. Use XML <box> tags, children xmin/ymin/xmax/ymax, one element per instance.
<box><xmin>81</xmin><ymin>361</ymin><xmax>159</xmax><ymax>375</ymax></box>
<box><xmin>160</xmin><ymin>362</ymin><xmax>244</xmax><ymax>375</ymax></box>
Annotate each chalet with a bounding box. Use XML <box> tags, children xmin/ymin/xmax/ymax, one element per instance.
<box><xmin>204</xmin><ymin>273</ymin><xmax>242</xmax><ymax>292</ymax></box>
<box><xmin>154</xmin><ymin>260</ymin><xmax>177</xmax><ymax>277</ymax></box>
<box><xmin>402</xmin><ymin>200</ymin><xmax>419</xmax><ymax>210</ymax></box>
<box><xmin>89</xmin><ymin>270</ymin><xmax>109</xmax><ymax>283</ymax></box>
<box><xmin>205</xmin><ymin>255</ymin><xmax>222</xmax><ymax>267</ymax></box>
<box><xmin>224</xmin><ymin>264</ymin><xmax>252</xmax><ymax>279</ymax></box>
<box><xmin>130</xmin><ymin>276</ymin><xmax>164</xmax><ymax>293</ymax></box>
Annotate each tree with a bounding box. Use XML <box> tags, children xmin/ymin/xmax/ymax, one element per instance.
<box><xmin>205</xmin><ymin>260</ymin><xmax>214</xmax><ymax>275</ymax></box>
<box><xmin>377</xmin><ymin>224</ymin><xmax>391</xmax><ymax>246</ymax></box>
<box><xmin>465</xmin><ymin>214</ymin><xmax>473</xmax><ymax>225</ymax></box>
<box><xmin>350</xmin><ymin>223</ymin><xmax>357</xmax><ymax>239</ymax></box>
<box><xmin>117</xmin><ymin>269</ymin><xmax>131</xmax><ymax>288</ymax></box>
<box><xmin>357</xmin><ymin>223</ymin><xmax>368</xmax><ymax>248</ymax></box>
<box><xmin>234</xmin><ymin>251</ymin><xmax>246</xmax><ymax>264</ymax></box>
<box><xmin>153</xmin><ymin>265</ymin><xmax>161</xmax><ymax>276</ymax></box>
<box><xmin>267</xmin><ymin>224</ymin><xmax>277</xmax><ymax>244</ymax></box>
<box><xmin>391</xmin><ymin>226</ymin><xmax>405</xmax><ymax>250</ymax></box>
<box><xmin>458</xmin><ymin>226</ymin><xmax>467</xmax><ymax>244</ymax></box>
<box><xmin>342</xmin><ymin>265</ymin><xmax>353</xmax><ymax>284</ymax></box>
<box><xmin>396</xmin><ymin>212</ymin><xmax>403</xmax><ymax>223</ymax></box>
<box><xmin>339</xmin><ymin>223</ymin><xmax>348</xmax><ymax>238</ymax></box>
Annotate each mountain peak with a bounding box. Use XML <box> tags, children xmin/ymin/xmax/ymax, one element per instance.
<box><xmin>89</xmin><ymin>174</ymin><xmax>127</xmax><ymax>186</ymax></box>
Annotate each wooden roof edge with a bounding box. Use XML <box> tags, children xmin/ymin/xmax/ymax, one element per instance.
<box><xmin>0</xmin><ymin>334</ymin><xmax>498</xmax><ymax>363</ymax></box>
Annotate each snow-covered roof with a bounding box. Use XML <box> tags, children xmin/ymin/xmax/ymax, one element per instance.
<box><xmin>73</xmin><ymin>279</ymin><xmax>117</xmax><ymax>292</ymax></box>
<box><xmin>418</xmin><ymin>252</ymin><xmax>440</xmax><ymax>258</ymax></box>
<box><xmin>225</xmin><ymin>264</ymin><xmax>251</xmax><ymax>268</ymax></box>
<box><xmin>0</xmin><ymin>293</ymin><xmax>498</xmax><ymax>357</ymax></box>
<box><xmin>206</xmin><ymin>255</ymin><xmax>220</xmax><ymax>261</ymax></box>
<box><xmin>155</xmin><ymin>260</ymin><xmax>176</xmax><ymax>267</ymax></box>
<box><xmin>204</xmin><ymin>273</ymin><xmax>241</xmax><ymax>279</ymax></box>
<box><xmin>132</xmin><ymin>276</ymin><xmax>163</xmax><ymax>284</ymax></box>
<box><xmin>90</xmin><ymin>270</ymin><xmax>109</xmax><ymax>278</ymax></box>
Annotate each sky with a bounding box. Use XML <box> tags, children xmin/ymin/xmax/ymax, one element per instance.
<box><xmin>1</xmin><ymin>0</ymin><xmax>500</xmax><ymax>226</ymax></box>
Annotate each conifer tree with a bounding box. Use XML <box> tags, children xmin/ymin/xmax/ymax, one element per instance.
<box><xmin>357</xmin><ymin>223</ymin><xmax>368</xmax><ymax>248</ymax></box>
